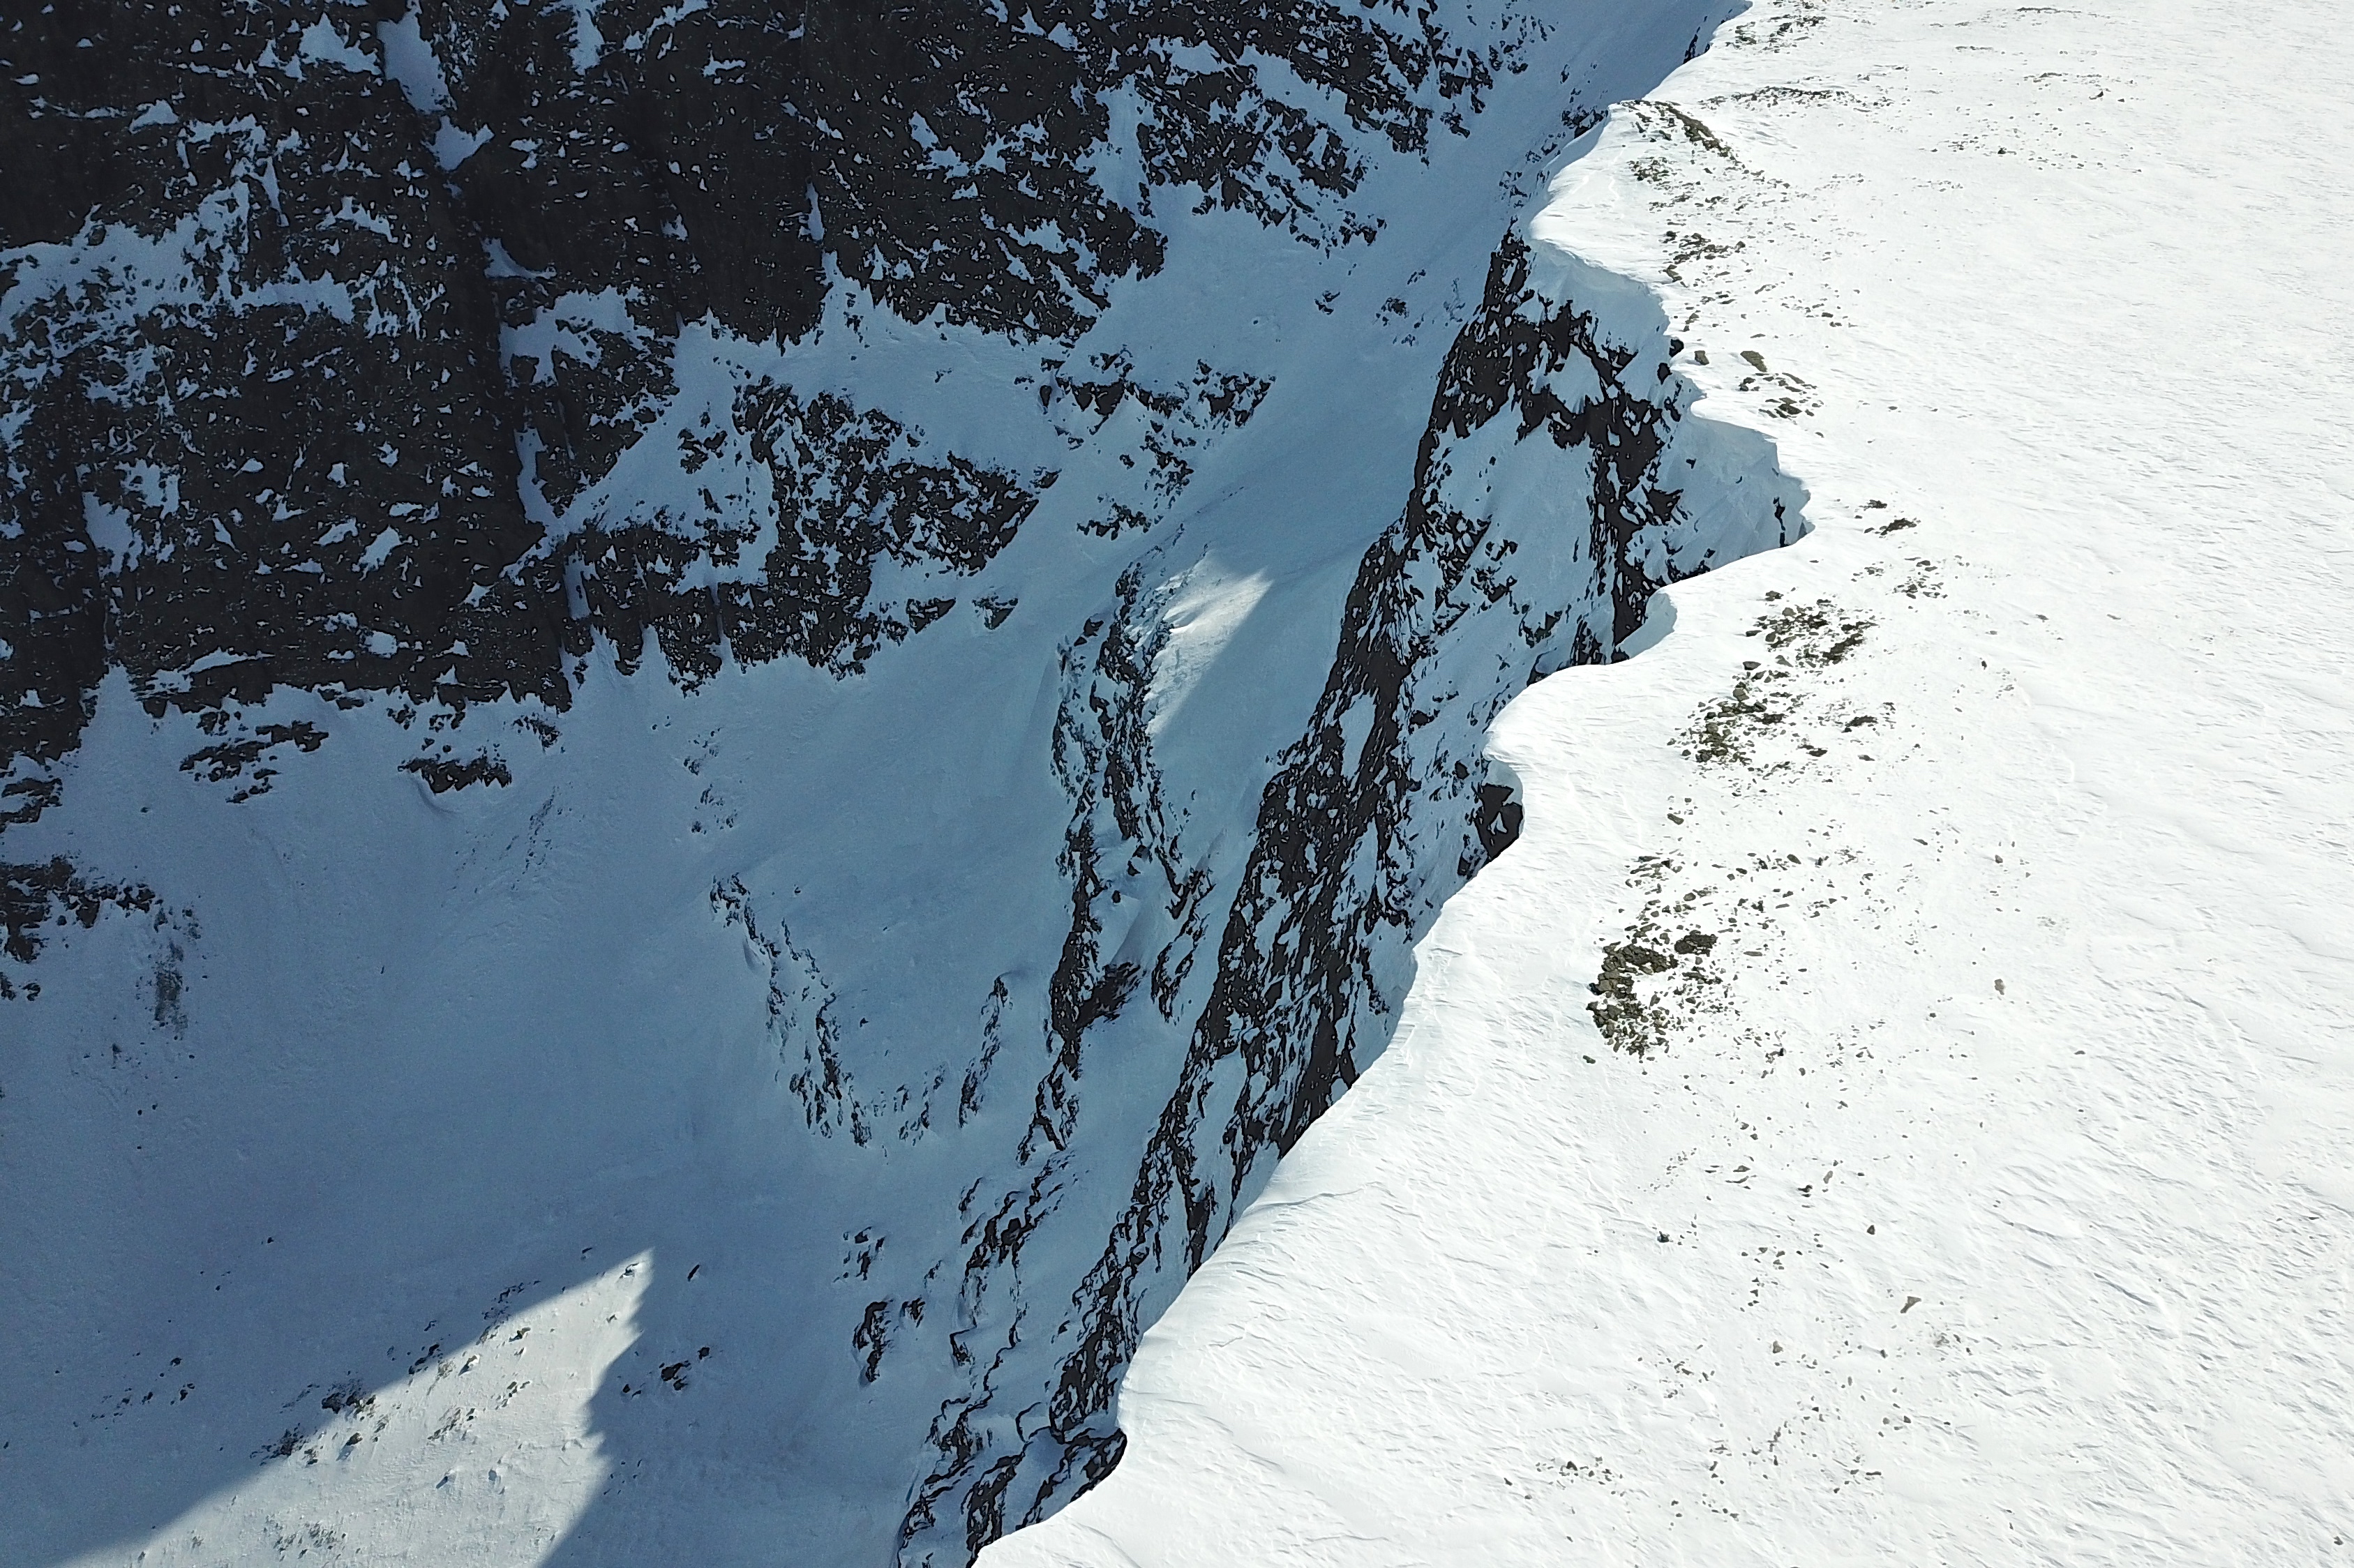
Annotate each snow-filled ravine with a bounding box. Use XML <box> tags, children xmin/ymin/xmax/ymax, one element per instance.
<box><xmin>3</xmin><ymin>2</ymin><xmax>1813</xmax><ymax>1565</ymax></box>
<box><xmin>988</xmin><ymin>0</ymin><xmax>2354</xmax><ymax>1562</ymax></box>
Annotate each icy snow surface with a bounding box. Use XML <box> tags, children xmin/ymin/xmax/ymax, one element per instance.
<box><xmin>989</xmin><ymin>0</ymin><xmax>2354</xmax><ymax>1562</ymax></box>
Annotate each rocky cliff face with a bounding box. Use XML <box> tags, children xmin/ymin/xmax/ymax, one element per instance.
<box><xmin>906</xmin><ymin>232</ymin><xmax>1799</xmax><ymax>1558</ymax></box>
<box><xmin>0</xmin><ymin>3</ymin><xmax>1795</xmax><ymax>1562</ymax></box>
<box><xmin>1</xmin><ymin>0</ymin><xmax>1463</xmax><ymax>792</ymax></box>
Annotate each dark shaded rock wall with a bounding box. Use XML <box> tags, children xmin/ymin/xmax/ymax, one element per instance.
<box><xmin>1</xmin><ymin>0</ymin><xmax>1461</xmax><ymax>810</ymax></box>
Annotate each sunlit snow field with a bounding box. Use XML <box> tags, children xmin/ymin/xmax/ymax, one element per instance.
<box><xmin>991</xmin><ymin>0</ymin><xmax>2354</xmax><ymax>1561</ymax></box>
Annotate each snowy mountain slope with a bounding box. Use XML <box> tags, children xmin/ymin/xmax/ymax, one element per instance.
<box><xmin>987</xmin><ymin>0</ymin><xmax>2354</xmax><ymax>1562</ymax></box>
<box><xmin>0</xmin><ymin>3</ymin><xmax>1823</xmax><ymax>1565</ymax></box>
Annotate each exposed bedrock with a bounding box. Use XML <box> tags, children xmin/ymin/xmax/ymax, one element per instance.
<box><xmin>0</xmin><ymin>0</ymin><xmax>1462</xmax><ymax>797</ymax></box>
<box><xmin>0</xmin><ymin>2</ymin><xmax>1794</xmax><ymax>1563</ymax></box>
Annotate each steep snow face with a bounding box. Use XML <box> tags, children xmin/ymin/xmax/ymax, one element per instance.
<box><xmin>0</xmin><ymin>3</ymin><xmax>1811</xmax><ymax>1565</ymax></box>
<box><xmin>987</xmin><ymin>0</ymin><xmax>2354</xmax><ymax>1562</ymax></box>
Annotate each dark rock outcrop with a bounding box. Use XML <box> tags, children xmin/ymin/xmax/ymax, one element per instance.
<box><xmin>1</xmin><ymin>0</ymin><xmax>1457</xmax><ymax>815</ymax></box>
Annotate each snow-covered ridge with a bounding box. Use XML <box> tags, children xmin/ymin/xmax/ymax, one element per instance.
<box><xmin>893</xmin><ymin>224</ymin><xmax>1801</xmax><ymax>1556</ymax></box>
<box><xmin>1</xmin><ymin>3</ymin><xmax>1816</xmax><ymax>1564</ymax></box>
<box><xmin>989</xmin><ymin>0</ymin><xmax>2354</xmax><ymax>1560</ymax></box>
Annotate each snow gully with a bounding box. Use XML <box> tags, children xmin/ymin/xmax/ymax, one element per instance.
<box><xmin>906</xmin><ymin>225</ymin><xmax>1807</xmax><ymax>1561</ymax></box>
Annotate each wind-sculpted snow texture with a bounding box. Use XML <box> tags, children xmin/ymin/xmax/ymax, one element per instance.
<box><xmin>0</xmin><ymin>1</ymin><xmax>1793</xmax><ymax>1562</ymax></box>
